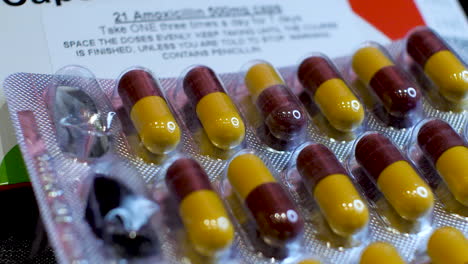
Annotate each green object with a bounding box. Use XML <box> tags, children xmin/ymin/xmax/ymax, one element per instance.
<box><xmin>0</xmin><ymin>145</ymin><xmax>29</xmax><ymax>186</ymax></box>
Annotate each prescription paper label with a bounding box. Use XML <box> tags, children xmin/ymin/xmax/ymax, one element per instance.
<box><xmin>41</xmin><ymin>0</ymin><xmax>365</xmax><ymax>79</ymax></box>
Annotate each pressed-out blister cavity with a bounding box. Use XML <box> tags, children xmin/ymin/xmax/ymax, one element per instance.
<box><xmin>297</xmin><ymin>54</ymin><xmax>365</xmax><ymax>137</ymax></box>
<box><xmin>407</xmin><ymin>118</ymin><xmax>468</xmax><ymax>216</ymax></box>
<box><xmin>406</xmin><ymin>26</ymin><xmax>468</xmax><ymax>108</ymax></box>
<box><xmin>283</xmin><ymin>142</ymin><xmax>369</xmax><ymax>249</ymax></box>
<box><xmin>242</xmin><ymin>60</ymin><xmax>308</xmax><ymax>150</ymax></box>
<box><xmin>3</xmin><ymin>29</ymin><xmax>468</xmax><ymax>264</ymax></box>
<box><xmin>351</xmin><ymin>42</ymin><xmax>423</xmax><ymax>128</ymax></box>
<box><xmin>46</xmin><ymin>65</ymin><xmax>118</xmax><ymax>160</ymax></box>
<box><xmin>117</xmin><ymin>67</ymin><xmax>181</xmax><ymax>157</ymax></box>
<box><xmin>85</xmin><ymin>160</ymin><xmax>162</xmax><ymax>259</ymax></box>
<box><xmin>349</xmin><ymin>132</ymin><xmax>434</xmax><ymax>233</ymax></box>
<box><xmin>221</xmin><ymin>149</ymin><xmax>304</xmax><ymax>259</ymax></box>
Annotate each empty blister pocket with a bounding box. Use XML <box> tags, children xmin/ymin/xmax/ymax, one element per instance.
<box><xmin>45</xmin><ymin>65</ymin><xmax>119</xmax><ymax>160</ymax></box>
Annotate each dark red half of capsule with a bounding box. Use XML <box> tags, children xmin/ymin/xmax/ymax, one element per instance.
<box><xmin>417</xmin><ymin>119</ymin><xmax>466</xmax><ymax>164</ymax></box>
<box><xmin>406</xmin><ymin>27</ymin><xmax>449</xmax><ymax>67</ymax></box>
<box><xmin>183</xmin><ymin>66</ymin><xmax>225</xmax><ymax>104</ymax></box>
<box><xmin>118</xmin><ymin>69</ymin><xmax>163</xmax><ymax>107</ymax></box>
<box><xmin>297</xmin><ymin>144</ymin><xmax>348</xmax><ymax>187</ymax></box>
<box><xmin>355</xmin><ymin>133</ymin><xmax>405</xmax><ymax>181</ymax></box>
<box><xmin>165</xmin><ymin>158</ymin><xmax>213</xmax><ymax>203</ymax></box>
<box><xmin>297</xmin><ymin>56</ymin><xmax>341</xmax><ymax>95</ymax></box>
<box><xmin>245</xmin><ymin>182</ymin><xmax>304</xmax><ymax>245</ymax></box>
<box><xmin>369</xmin><ymin>65</ymin><xmax>421</xmax><ymax>117</ymax></box>
<box><xmin>256</xmin><ymin>84</ymin><xmax>307</xmax><ymax>140</ymax></box>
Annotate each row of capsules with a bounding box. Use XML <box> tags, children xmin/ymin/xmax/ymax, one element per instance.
<box><xmin>113</xmin><ymin>26</ymin><xmax>468</xmax><ymax>263</ymax></box>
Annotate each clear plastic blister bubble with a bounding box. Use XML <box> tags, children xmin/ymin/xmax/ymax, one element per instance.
<box><xmin>347</xmin><ymin>131</ymin><xmax>434</xmax><ymax>235</ymax></box>
<box><xmin>407</xmin><ymin>117</ymin><xmax>468</xmax><ymax>217</ymax></box>
<box><xmin>173</xmin><ymin>65</ymin><xmax>247</xmax><ymax>160</ymax></box>
<box><xmin>239</xmin><ymin>60</ymin><xmax>308</xmax><ymax>151</ymax></box>
<box><xmin>151</xmin><ymin>153</ymin><xmax>237</xmax><ymax>263</ymax></box>
<box><xmin>45</xmin><ymin>65</ymin><xmax>119</xmax><ymax>161</ymax></box>
<box><xmin>220</xmin><ymin>149</ymin><xmax>305</xmax><ymax>261</ymax></box>
<box><xmin>115</xmin><ymin>66</ymin><xmax>183</xmax><ymax>164</ymax></box>
<box><xmin>84</xmin><ymin>158</ymin><xmax>164</xmax><ymax>261</ymax></box>
<box><xmin>296</xmin><ymin>53</ymin><xmax>367</xmax><ymax>141</ymax></box>
<box><xmin>348</xmin><ymin>42</ymin><xmax>424</xmax><ymax>129</ymax></box>
<box><xmin>403</xmin><ymin>26</ymin><xmax>468</xmax><ymax>111</ymax></box>
<box><xmin>283</xmin><ymin>142</ymin><xmax>370</xmax><ymax>249</ymax></box>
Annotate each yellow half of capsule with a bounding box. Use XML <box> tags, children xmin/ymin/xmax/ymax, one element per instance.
<box><xmin>298</xmin><ymin>259</ymin><xmax>321</xmax><ymax>264</ymax></box>
<box><xmin>436</xmin><ymin>146</ymin><xmax>468</xmax><ymax>206</ymax></box>
<box><xmin>227</xmin><ymin>153</ymin><xmax>276</xmax><ymax>200</ymax></box>
<box><xmin>427</xmin><ymin>226</ymin><xmax>468</xmax><ymax>264</ymax></box>
<box><xmin>360</xmin><ymin>242</ymin><xmax>406</xmax><ymax>264</ymax></box>
<box><xmin>424</xmin><ymin>50</ymin><xmax>468</xmax><ymax>102</ymax></box>
<box><xmin>377</xmin><ymin>161</ymin><xmax>434</xmax><ymax>220</ymax></box>
<box><xmin>314</xmin><ymin>78</ymin><xmax>365</xmax><ymax>132</ymax></box>
<box><xmin>245</xmin><ymin>62</ymin><xmax>284</xmax><ymax>98</ymax></box>
<box><xmin>196</xmin><ymin>92</ymin><xmax>245</xmax><ymax>150</ymax></box>
<box><xmin>352</xmin><ymin>46</ymin><xmax>394</xmax><ymax>84</ymax></box>
<box><xmin>179</xmin><ymin>190</ymin><xmax>234</xmax><ymax>256</ymax></box>
<box><xmin>130</xmin><ymin>96</ymin><xmax>180</xmax><ymax>154</ymax></box>
<box><xmin>314</xmin><ymin>174</ymin><xmax>369</xmax><ymax>237</ymax></box>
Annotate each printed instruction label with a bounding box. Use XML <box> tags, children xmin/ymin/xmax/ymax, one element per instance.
<box><xmin>42</xmin><ymin>0</ymin><xmax>364</xmax><ymax>78</ymax></box>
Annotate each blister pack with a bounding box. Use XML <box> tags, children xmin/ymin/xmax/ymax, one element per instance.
<box><xmin>3</xmin><ymin>26</ymin><xmax>468</xmax><ymax>264</ymax></box>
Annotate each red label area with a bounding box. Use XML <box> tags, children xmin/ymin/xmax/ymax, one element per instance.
<box><xmin>349</xmin><ymin>0</ymin><xmax>426</xmax><ymax>40</ymax></box>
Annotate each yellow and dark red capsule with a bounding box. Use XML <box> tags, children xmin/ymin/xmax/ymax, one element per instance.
<box><xmin>360</xmin><ymin>242</ymin><xmax>406</xmax><ymax>264</ymax></box>
<box><xmin>227</xmin><ymin>153</ymin><xmax>304</xmax><ymax>245</ymax></box>
<box><xmin>352</xmin><ymin>45</ymin><xmax>421</xmax><ymax>118</ymax></box>
<box><xmin>183</xmin><ymin>66</ymin><xmax>245</xmax><ymax>150</ymax></box>
<box><xmin>417</xmin><ymin>119</ymin><xmax>468</xmax><ymax>206</ymax></box>
<box><xmin>298</xmin><ymin>55</ymin><xmax>364</xmax><ymax>132</ymax></box>
<box><xmin>427</xmin><ymin>227</ymin><xmax>468</xmax><ymax>264</ymax></box>
<box><xmin>407</xmin><ymin>27</ymin><xmax>468</xmax><ymax>102</ymax></box>
<box><xmin>118</xmin><ymin>69</ymin><xmax>180</xmax><ymax>154</ymax></box>
<box><xmin>355</xmin><ymin>133</ymin><xmax>434</xmax><ymax>220</ymax></box>
<box><xmin>296</xmin><ymin>143</ymin><xmax>369</xmax><ymax>236</ymax></box>
<box><xmin>166</xmin><ymin>158</ymin><xmax>234</xmax><ymax>256</ymax></box>
<box><xmin>245</xmin><ymin>62</ymin><xmax>307</xmax><ymax>141</ymax></box>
